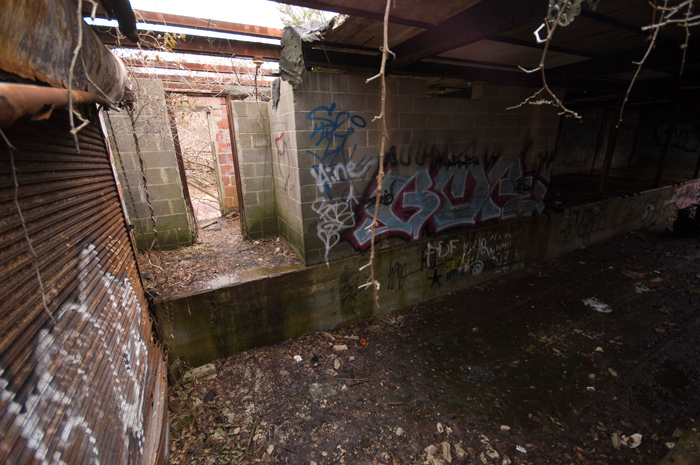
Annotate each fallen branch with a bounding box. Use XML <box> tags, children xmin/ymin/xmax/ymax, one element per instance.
<box><xmin>359</xmin><ymin>0</ymin><xmax>394</xmax><ymax>307</ymax></box>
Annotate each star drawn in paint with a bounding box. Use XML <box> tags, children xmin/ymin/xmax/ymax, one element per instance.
<box><xmin>430</xmin><ymin>269</ymin><xmax>443</xmax><ymax>288</ymax></box>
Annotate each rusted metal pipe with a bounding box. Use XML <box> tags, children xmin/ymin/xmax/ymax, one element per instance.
<box><xmin>0</xmin><ymin>83</ymin><xmax>111</xmax><ymax>128</ymax></box>
<box><xmin>0</xmin><ymin>0</ymin><xmax>128</xmax><ymax>102</ymax></box>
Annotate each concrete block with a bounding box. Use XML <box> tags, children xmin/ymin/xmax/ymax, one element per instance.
<box><xmin>499</xmin><ymin>86</ymin><xmax>523</xmax><ymax>102</ymax></box>
<box><xmin>427</xmin><ymin>114</ymin><xmax>453</xmax><ymax>129</ymax></box>
<box><xmin>171</xmin><ymin>199</ymin><xmax>187</xmax><ymax>215</ymax></box>
<box><xmin>413</xmin><ymin>96</ymin><xmax>438</xmax><ymax>114</ymax></box>
<box><xmin>151</xmin><ymin>199</ymin><xmax>172</xmax><ymax>216</ymax></box>
<box><xmin>129</xmin><ymin>131</ymin><xmax>170</xmax><ymax>153</ymax></box>
<box><xmin>243</xmin><ymin>177</ymin><xmax>266</xmax><ymax>193</ymax></box>
<box><xmin>237</xmin><ymin>147</ymin><xmax>271</xmax><ymax>163</ymax></box>
<box><xmin>398</xmin><ymin>78</ymin><xmax>427</xmax><ymax>96</ymax></box>
<box><xmin>399</xmin><ymin>113</ymin><xmax>426</xmax><ymax>129</ymax></box>
<box><xmin>474</xmin><ymin>114</ymin><xmax>497</xmax><ymax>128</ymax></box>
<box><xmin>156</xmin><ymin>213</ymin><xmax>190</xmax><ymax>233</ymax></box>
<box><xmin>236</xmin><ymin>117</ymin><xmax>267</xmax><ymax>135</ymax></box>
<box><xmin>155</xmin><ymin>183</ymin><xmax>186</xmax><ymax>201</ymax></box>
<box><xmin>143</xmin><ymin>150</ymin><xmax>179</xmax><ymax>169</ymax></box>
<box><xmin>390</xmin><ymin>129</ymin><xmax>413</xmax><ymax>145</ymax></box>
<box><xmin>250</xmin><ymin>132</ymin><xmax>270</xmax><ymax>149</ymax></box>
<box><xmin>261</xmin><ymin>217</ymin><xmax>279</xmax><ymax>236</ymax></box>
<box><xmin>453</xmin><ymin>113</ymin><xmax>475</xmax><ymax>129</ymax></box>
<box><xmin>442</xmin><ymin>98</ymin><xmax>464</xmax><ymax>115</ymax></box>
<box><xmin>292</xmin><ymin>90</ymin><xmax>329</xmax><ymax>113</ymax></box>
<box><xmin>120</xmin><ymin>168</ymin><xmax>145</xmax><ymax>190</ymax></box>
<box><xmin>390</xmin><ymin>95</ymin><xmax>413</xmax><ymax>113</ymax></box>
<box><xmin>307</xmin><ymin>72</ymin><xmax>334</xmax><ymax>93</ymax></box>
<box><xmin>243</xmin><ymin>192</ymin><xmax>258</xmax><ymax>206</ymax></box>
<box><xmin>348</xmin><ymin>74</ymin><xmax>379</xmax><ymax>94</ymax></box>
<box><xmin>495</xmin><ymin>114</ymin><xmax>517</xmax><ymax>128</ymax></box>
<box><xmin>463</xmin><ymin>98</ymin><xmax>486</xmax><ymax>114</ymax></box>
<box><xmin>331</xmin><ymin>74</ymin><xmax>349</xmax><ymax>93</ymax></box>
<box><xmin>330</xmin><ymin>93</ymin><xmax>368</xmax><ymax>113</ymax></box>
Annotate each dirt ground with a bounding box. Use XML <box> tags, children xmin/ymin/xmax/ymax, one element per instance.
<box><xmin>136</xmin><ymin>214</ymin><xmax>302</xmax><ymax>297</ymax></box>
<box><xmin>166</xmin><ymin>223</ymin><xmax>700</xmax><ymax>465</ymax></box>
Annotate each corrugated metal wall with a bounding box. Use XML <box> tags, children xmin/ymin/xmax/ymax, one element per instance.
<box><xmin>0</xmin><ymin>107</ymin><xmax>166</xmax><ymax>464</ymax></box>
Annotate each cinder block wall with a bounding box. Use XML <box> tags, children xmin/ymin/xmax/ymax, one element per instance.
<box><xmin>106</xmin><ymin>78</ymin><xmax>193</xmax><ymax>251</ymax></box>
<box><xmin>230</xmin><ymin>101</ymin><xmax>277</xmax><ymax>239</ymax></box>
<box><xmin>288</xmin><ymin>72</ymin><xmax>560</xmax><ymax>266</ymax></box>
<box><xmin>269</xmin><ymin>79</ymin><xmax>305</xmax><ymax>260</ymax></box>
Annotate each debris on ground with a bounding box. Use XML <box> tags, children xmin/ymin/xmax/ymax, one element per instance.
<box><xmin>167</xmin><ymin>224</ymin><xmax>700</xmax><ymax>464</ymax></box>
<box><xmin>137</xmin><ymin>215</ymin><xmax>302</xmax><ymax>297</ymax></box>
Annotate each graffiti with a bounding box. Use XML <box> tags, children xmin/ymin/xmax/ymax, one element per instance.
<box><xmin>384</xmin><ymin>145</ymin><xmax>481</xmax><ymax>171</ymax></box>
<box><xmin>555</xmin><ymin>214</ymin><xmax>576</xmax><ymax>245</ymax></box>
<box><xmin>387</xmin><ymin>261</ymin><xmax>408</xmax><ymax>290</ymax></box>
<box><xmin>577</xmin><ymin>203</ymin><xmax>608</xmax><ymax>238</ymax></box>
<box><xmin>312</xmin><ymin>195</ymin><xmax>357</xmax><ymax>262</ymax></box>
<box><xmin>306</xmin><ymin>103</ymin><xmax>375</xmax><ymax>261</ymax></box>
<box><xmin>0</xmin><ymin>244</ymin><xmax>149</xmax><ymax>464</ymax></box>
<box><xmin>422</xmin><ymin>232</ymin><xmax>522</xmax><ymax>285</ymax></box>
<box><xmin>347</xmin><ymin>155</ymin><xmax>551</xmax><ymax>250</ymax></box>
<box><xmin>271</xmin><ymin>124</ymin><xmax>293</xmax><ymax>192</ymax></box>
<box><xmin>275</xmin><ymin>132</ymin><xmax>286</xmax><ymax>159</ymax></box>
<box><xmin>652</xmin><ymin>122</ymin><xmax>700</xmax><ymax>153</ymax></box>
<box><xmin>307</xmin><ymin>103</ymin><xmax>372</xmax><ymax>201</ymax></box>
<box><xmin>675</xmin><ymin>180</ymin><xmax>700</xmax><ymax>210</ymax></box>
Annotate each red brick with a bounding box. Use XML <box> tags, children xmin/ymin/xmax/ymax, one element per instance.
<box><xmin>217</xmin><ymin>118</ymin><xmax>228</xmax><ymax>129</ymax></box>
<box><xmin>220</xmin><ymin>164</ymin><xmax>234</xmax><ymax>175</ymax></box>
<box><xmin>224</xmin><ymin>186</ymin><xmax>237</xmax><ymax>197</ymax></box>
<box><xmin>224</xmin><ymin>197</ymin><xmax>234</xmax><ymax>208</ymax></box>
<box><xmin>222</xmin><ymin>176</ymin><xmax>230</xmax><ymax>186</ymax></box>
<box><xmin>218</xmin><ymin>154</ymin><xmax>229</xmax><ymax>165</ymax></box>
<box><xmin>218</xmin><ymin>142</ymin><xmax>231</xmax><ymax>152</ymax></box>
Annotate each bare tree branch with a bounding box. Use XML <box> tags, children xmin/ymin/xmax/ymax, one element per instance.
<box><xmin>358</xmin><ymin>0</ymin><xmax>393</xmax><ymax>307</ymax></box>
<box><xmin>508</xmin><ymin>1</ymin><xmax>581</xmax><ymax>119</ymax></box>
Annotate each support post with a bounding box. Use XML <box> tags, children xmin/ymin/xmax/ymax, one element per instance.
<box><xmin>598</xmin><ymin>95</ymin><xmax>624</xmax><ymax>196</ymax></box>
<box><xmin>653</xmin><ymin>103</ymin><xmax>679</xmax><ymax>187</ymax></box>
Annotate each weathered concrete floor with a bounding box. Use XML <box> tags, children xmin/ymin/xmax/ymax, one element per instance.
<box><xmin>168</xmin><ymin>223</ymin><xmax>700</xmax><ymax>465</ymax></box>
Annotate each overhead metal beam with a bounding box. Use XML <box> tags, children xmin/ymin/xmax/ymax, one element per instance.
<box><xmin>94</xmin><ymin>28</ymin><xmax>281</xmax><ymax>60</ymax></box>
<box><xmin>388</xmin><ymin>0</ymin><xmax>546</xmax><ymax>71</ymax></box>
<box><xmin>132</xmin><ymin>10</ymin><xmax>283</xmax><ymax>39</ymax></box>
<box><xmin>119</xmin><ymin>57</ymin><xmax>278</xmax><ymax>76</ymax></box>
<box><xmin>489</xmin><ymin>36</ymin><xmax>595</xmax><ymax>59</ymax></box>
<box><xmin>548</xmin><ymin>42</ymin><xmax>699</xmax><ymax>81</ymax></box>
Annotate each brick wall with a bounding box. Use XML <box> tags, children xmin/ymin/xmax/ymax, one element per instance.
<box><xmin>289</xmin><ymin>73</ymin><xmax>560</xmax><ymax>266</ymax></box>
<box><xmin>172</xmin><ymin>95</ymin><xmax>239</xmax><ymax>214</ymax></box>
<box><xmin>230</xmin><ymin>101</ymin><xmax>278</xmax><ymax>239</ymax></box>
<box><xmin>106</xmin><ymin>78</ymin><xmax>193</xmax><ymax>251</ymax></box>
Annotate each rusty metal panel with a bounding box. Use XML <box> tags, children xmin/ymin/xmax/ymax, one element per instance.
<box><xmin>0</xmin><ymin>107</ymin><xmax>166</xmax><ymax>464</ymax></box>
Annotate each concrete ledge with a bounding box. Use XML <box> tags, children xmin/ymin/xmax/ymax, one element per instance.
<box><xmin>155</xmin><ymin>181</ymin><xmax>696</xmax><ymax>367</ymax></box>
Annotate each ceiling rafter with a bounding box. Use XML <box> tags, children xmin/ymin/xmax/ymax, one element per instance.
<box><xmin>387</xmin><ymin>0</ymin><xmax>547</xmax><ymax>71</ymax></box>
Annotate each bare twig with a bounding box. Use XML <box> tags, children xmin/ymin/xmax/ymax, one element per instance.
<box><xmin>359</xmin><ymin>0</ymin><xmax>393</xmax><ymax>307</ymax></box>
<box><xmin>1</xmin><ymin>129</ymin><xmax>57</xmax><ymax>324</ymax></box>
<box><xmin>615</xmin><ymin>0</ymin><xmax>699</xmax><ymax>128</ymax></box>
<box><xmin>508</xmin><ymin>2</ymin><xmax>581</xmax><ymax>119</ymax></box>
<box><xmin>67</xmin><ymin>0</ymin><xmax>98</xmax><ymax>151</ymax></box>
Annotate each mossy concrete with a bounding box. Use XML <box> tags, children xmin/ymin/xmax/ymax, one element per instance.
<box><xmin>154</xmin><ymin>181</ymin><xmax>697</xmax><ymax>367</ymax></box>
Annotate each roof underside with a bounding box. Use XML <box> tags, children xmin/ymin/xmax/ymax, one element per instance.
<box><xmin>94</xmin><ymin>0</ymin><xmax>700</xmax><ymax>105</ymax></box>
